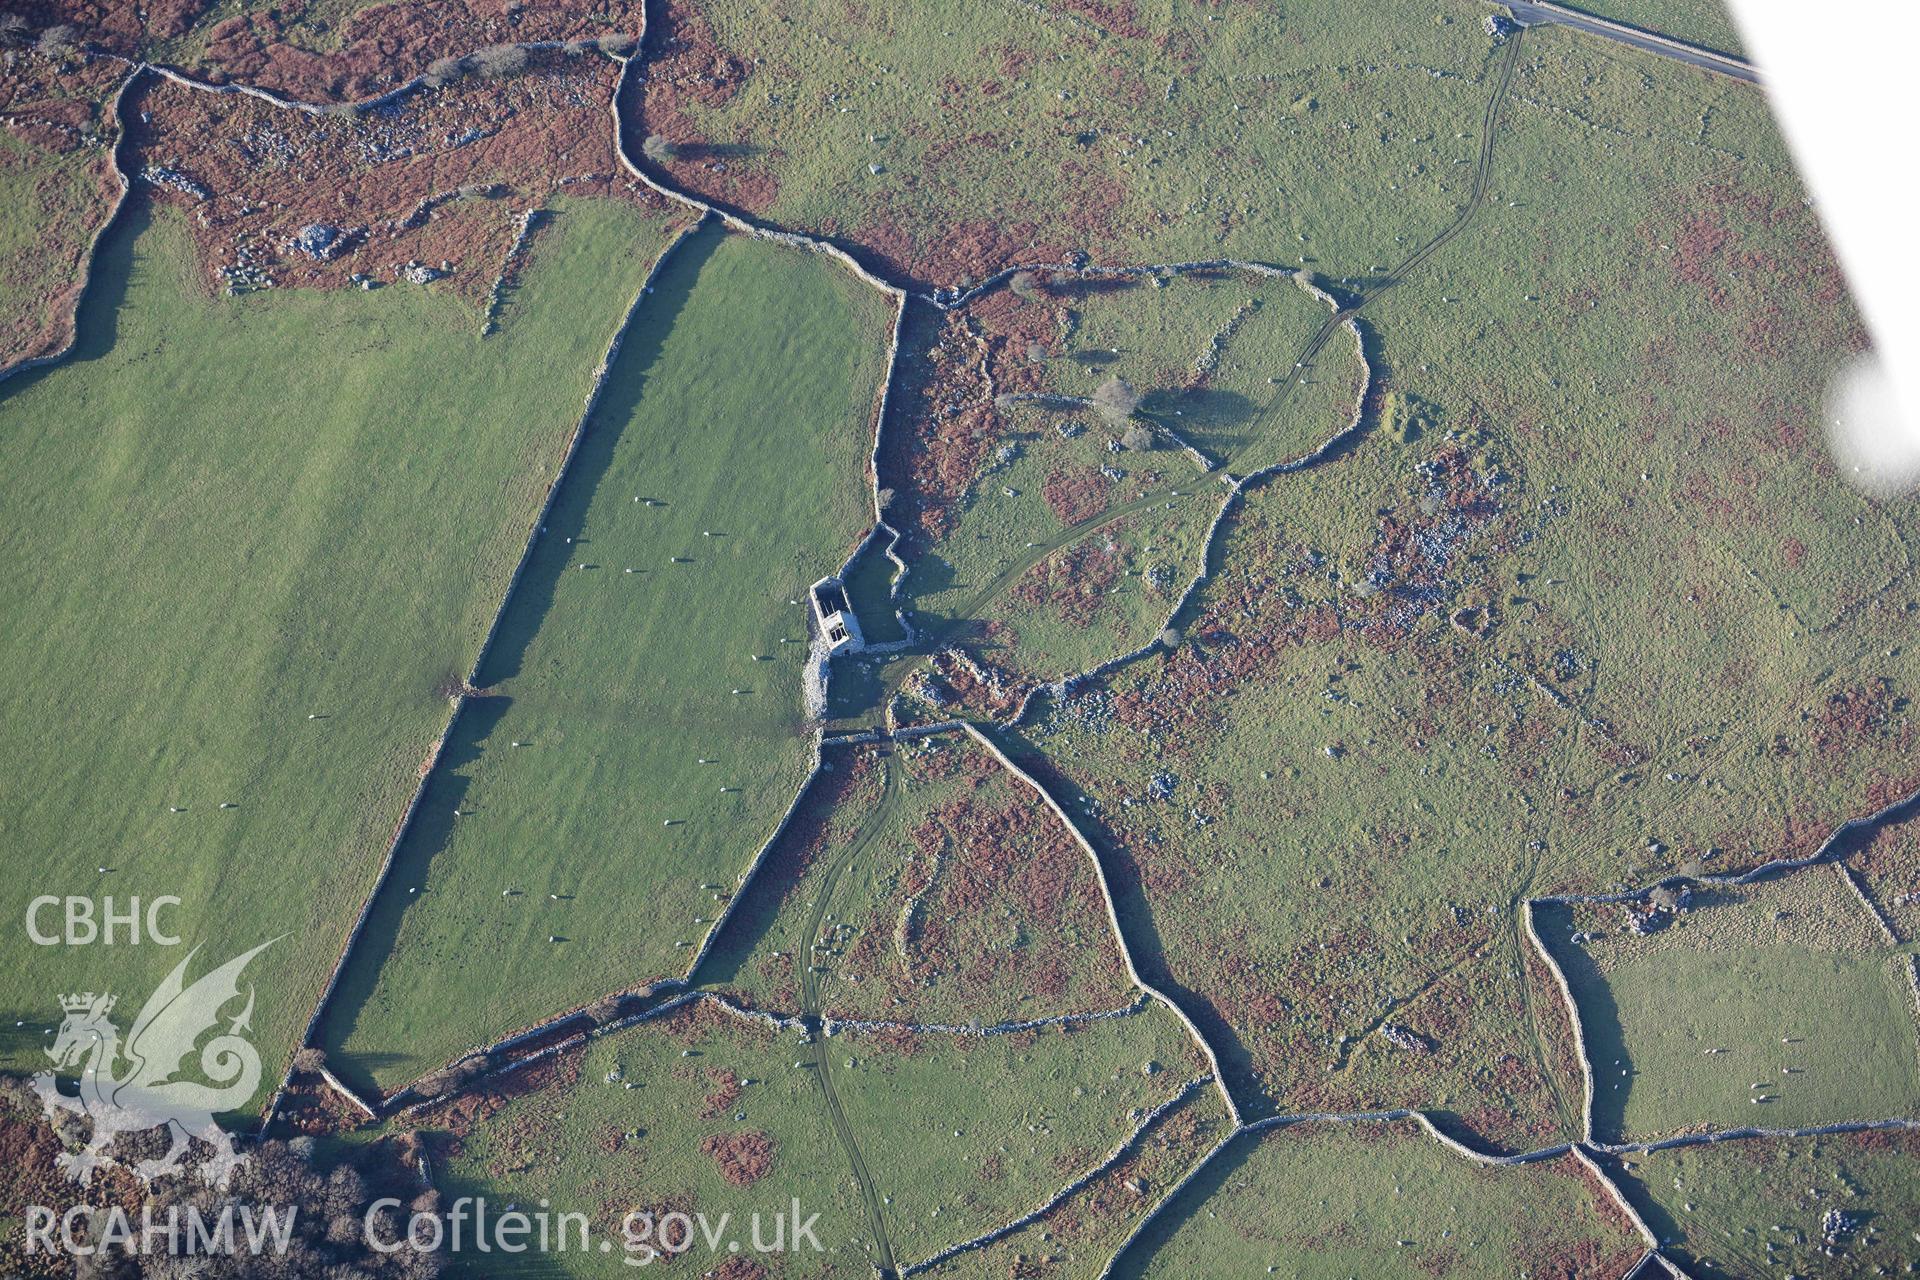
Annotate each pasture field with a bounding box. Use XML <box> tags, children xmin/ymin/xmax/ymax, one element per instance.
<box><xmin>1006</xmin><ymin>267</ymin><xmax>1340</xmax><ymax>466</ymax></box>
<box><xmin>1550</xmin><ymin>870</ymin><xmax>1920</xmax><ymax>1141</ymax></box>
<box><xmin>428</xmin><ymin>999</ymin><xmax>872</xmax><ymax>1279</ymax></box>
<box><xmin>698</xmin><ymin>736</ymin><xmax>1137</xmax><ymax>1027</ymax></box>
<box><xmin>928</xmin><ymin>1085</ymin><xmax>1235</xmax><ymax>1280</ymax></box>
<box><xmin>430</xmin><ymin>997</ymin><xmax>1207</xmax><ymax>1276</ymax></box>
<box><xmin>1008</xmin><ymin>415</ymin><xmax>1591</xmax><ymax>1145</ymax></box>
<box><xmin>994</xmin><ymin>18</ymin><xmax>1913</xmax><ymax>1140</ymax></box>
<box><xmin>67</xmin><ymin>0</ymin><xmax>647</xmax><ymax>103</ymax></box>
<box><xmin>902</xmin><ymin>431</ymin><xmax>1217</xmax><ymax>704</ymax></box>
<box><xmin>1111</xmin><ymin>1119</ymin><xmax>1643</xmax><ymax>1279</ymax></box>
<box><xmin>869</xmin><ymin>266</ymin><xmax>1363</xmax><ymax>716</ymax></box>
<box><xmin>1615</xmin><ymin>1130</ymin><xmax>1920</xmax><ymax>1278</ymax></box>
<box><xmin>320</xmin><ymin>222</ymin><xmax>896</xmax><ymax>1094</ymax></box>
<box><xmin>0</xmin><ymin>137</ymin><xmax>106</xmax><ymax>363</ymax></box>
<box><xmin>830</xmin><ymin>1008</ymin><xmax>1206</xmax><ymax>1266</ymax></box>
<box><xmin>1363</xmin><ymin>24</ymin><xmax>1918</xmax><ymax>890</ymax></box>
<box><xmin>1560</xmin><ymin>0</ymin><xmax>1748</xmax><ymax>58</ymax></box>
<box><xmin>0</xmin><ymin>56</ymin><xmax>124</xmax><ymax>369</ymax></box>
<box><xmin>636</xmin><ymin>0</ymin><xmax>1505</xmax><ymax>285</ymax></box>
<box><xmin>0</xmin><ymin>196</ymin><xmax>677</xmax><ymax>1107</ymax></box>
<box><xmin>1851</xmin><ymin>809</ymin><xmax>1920</xmax><ymax>945</ymax></box>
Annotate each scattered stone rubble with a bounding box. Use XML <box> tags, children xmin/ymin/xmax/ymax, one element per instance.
<box><xmin>138</xmin><ymin>163</ymin><xmax>208</xmax><ymax>198</ymax></box>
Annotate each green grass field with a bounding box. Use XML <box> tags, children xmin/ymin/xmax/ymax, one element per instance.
<box><xmin>832</xmin><ymin>1010</ymin><xmax>1205</xmax><ymax>1267</ymax></box>
<box><xmin>0</xmin><ymin>196</ymin><xmax>681</xmax><ymax>1108</ymax></box>
<box><xmin>431</xmin><ymin>1001</ymin><xmax>873</xmax><ymax>1279</ymax></box>
<box><xmin>0</xmin><ymin>62</ymin><xmax>122</xmax><ymax>369</ymax></box>
<box><xmin>1556</xmin><ymin>0</ymin><xmax>1748</xmax><ymax>58</ymax></box>
<box><xmin>431</xmin><ymin>998</ymin><xmax>1207</xmax><ymax>1276</ymax></box>
<box><xmin>699</xmin><ymin>735</ymin><xmax>1137</xmax><ymax>1027</ymax></box>
<box><xmin>1012</xmin><ymin>268</ymin><xmax>1340</xmax><ymax>466</ymax></box>
<box><xmin>1006</xmin><ymin>418</ymin><xmax>1592</xmax><ymax>1144</ymax></box>
<box><xmin>863</xmin><ymin>267</ymin><xmax>1364</xmax><ymax>717</ymax></box>
<box><xmin>1615</xmin><ymin>1130</ymin><xmax>1920</xmax><ymax>1278</ymax></box>
<box><xmin>931</xmin><ymin>1084</ymin><xmax>1235</xmax><ymax>1280</ymax></box>
<box><xmin>1112</xmin><ymin>1119</ymin><xmax>1643</xmax><ymax>1279</ymax></box>
<box><xmin>978</xmin><ymin>18</ymin><xmax>1913</xmax><ymax>1143</ymax></box>
<box><xmin>639</xmin><ymin>0</ymin><xmax>1503</xmax><ymax>285</ymax></box>
<box><xmin>1854</xmin><ymin>812</ymin><xmax>1920</xmax><ymax>945</ymax></box>
<box><xmin>320</xmin><ymin>222</ymin><xmax>897</xmax><ymax>1094</ymax></box>
<box><xmin>1552</xmin><ymin>871</ymin><xmax>1920</xmax><ymax>1141</ymax></box>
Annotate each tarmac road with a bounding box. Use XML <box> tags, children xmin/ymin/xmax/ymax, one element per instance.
<box><xmin>1502</xmin><ymin>0</ymin><xmax>1760</xmax><ymax>83</ymax></box>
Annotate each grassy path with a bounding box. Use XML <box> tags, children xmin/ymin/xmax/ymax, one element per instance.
<box><xmin>794</xmin><ymin>751</ymin><xmax>904</xmax><ymax>1276</ymax></box>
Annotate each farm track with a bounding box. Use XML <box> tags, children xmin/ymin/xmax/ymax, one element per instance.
<box><xmin>795</xmin><ymin>751</ymin><xmax>903</xmax><ymax>1277</ymax></box>
<box><xmin>19</xmin><ymin>14</ymin><xmax>1907</xmax><ymax>1280</ymax></box>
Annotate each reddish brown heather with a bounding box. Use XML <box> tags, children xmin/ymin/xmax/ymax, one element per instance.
<box><xmin>700</xmin><ymin>1130</ymin><xmax>775</xmax><ymax>1186</ymax></box>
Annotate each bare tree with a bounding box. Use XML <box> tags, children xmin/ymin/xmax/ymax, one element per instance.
<box><xmin>1008</xmin><ymin>269</ymin><xmax>1043</xmax><ymax>302</ymax></box>
<box><xmin>35</xmin><ymin>23</ymin><xmax>78</xmax><ymax>55</ymax></box>
<box><xmin>1120</xmin><ymin>421</ymin><xmax>1155</xmax><ymax>451</ymax></box>
<box><xmin>470</xmin><ymin>44</ymin><xmax>530</xmax><ymax>78</ymax></box>
<box><xmin>423</xmin><ymin>55</ymin><xmax>466</xmax><ymax>87</ymax></box>
<box><xmin>583</xmin><ymin>993</ymin><xmax>628</xmax><ymax>1024</ymax></box>
<box><xmin>1093</xmin><ymin>375</ymin><xmax>1142</xmax><ymax>426</ymax></box>
<box><xmin>642</xmin><ymin>133</ymin><xmax>679</xmax><ymax>164</ymax></box>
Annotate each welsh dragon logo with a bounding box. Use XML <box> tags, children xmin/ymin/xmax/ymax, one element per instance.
<box><xmin>32</xmin><ymin>941</ymin><xmax>275</xmax><ymax>1189</ymax></box>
